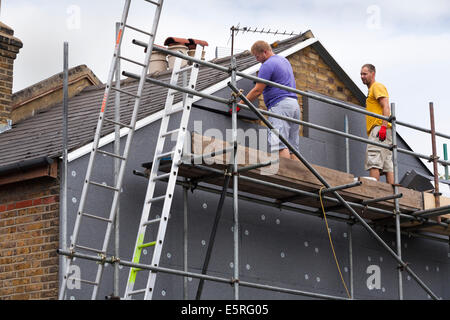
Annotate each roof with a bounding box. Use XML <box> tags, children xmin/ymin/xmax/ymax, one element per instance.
<box><xmin>0</xmin><ymin>30</ymin><xmax>400</xmax><ymax>171</ymax></box>
<box><xmin>11</xmin><ymin>64</ymin><xmax>101</xmax><ymax>124</ymax></box>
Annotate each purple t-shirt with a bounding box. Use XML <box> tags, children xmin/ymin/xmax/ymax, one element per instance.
<box><xmin>258</xmin><ymin>55</ymin><xmax>297</xmax><ymax>109</ymax></box>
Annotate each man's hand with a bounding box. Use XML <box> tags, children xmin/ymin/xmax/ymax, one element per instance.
<box><xmin>377</xmin><ymin>125</ymin><xmax>387</xmax><ymax>141</ymax></box>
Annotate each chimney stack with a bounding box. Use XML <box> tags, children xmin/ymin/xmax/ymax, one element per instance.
<box><xmin>0</xmin><ymin>21</ymin><xmax>22</xmax><ymax>133</ymax></box>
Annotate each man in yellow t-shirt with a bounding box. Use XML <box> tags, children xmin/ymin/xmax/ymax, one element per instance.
<box><xmin>360</xmin><ymin>64</ymin><xmax>393</xmax><ymax>184</ymax></box>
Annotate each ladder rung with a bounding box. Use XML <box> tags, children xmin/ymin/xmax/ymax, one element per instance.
<box><xmin>153</xmin><ymin>172</ymin><xmax>171</xmax><ymax>182</ymax></box>
<box><xmin>156</xmin><ymin>151</ymin><xmax>174</xmax><ymax>159</ymax></box>
<box><xmin>81</xmin><ymin>212</ymin><xmax>113</xmax><ymax>223</ymax></box>
<box><xmin>104</xmin><ymin>117</ymin><xmax>133</xmax><ymax>129</ymax></box>
<box><xmin>144</xmin><ymin>0</ymin><xmax>160</xmax><ymax>6</ymax></box>
<box><xmin>111</xmin><ymin>86</ymin><xmax>141</xmax><ymax>98</ymax></box>
<box><xmin>89</xmin><ymin>181</ymin><xmax>120</xmax><ymax>192</ymax></box>
<box><xmin>75</xmin><ymin>244</ymin><xmax>105</xmax><ymax>255</ymax></box>
<box><xmin>118</xmin><ymin>55</ymin><xmax>147</xmax><ymax>67</ymax></box>
<box><xmin>138</xmin><ymin>241</ymin><xmax>156</xmax><ymax>249</ymax></box>
<box><xmin>72</xmin><ymin>278</ymin><xmax>99</xmax><ymax>286</ymax></box>
<box><xmin>97</xmin><ymin>149</ymin><xmax>126</xmax><ymax>160</ymax></box>
<box><xmin>161</xmin><ymin>128</ymin><xmax>180</xmax><ymax>138</ymax></box>
<box><xmin>124</xmin><ymin>24</ymin><xmax>154</xmax><ymax>37</ymax></box>
<box><xmin>147</xmin><ymin>195</ymin><xmax>166</xmax><ymax>204</ymax></box>
<box><xmin>142</xmin><ymin>217</ymin><xmax>161</xmax><ymax>227</ymax></box>
<box><xmin>171</xmin><ymin>91</ymin><xmax>193</xmax><ymax>98</ymax></box>
<box><xmin>127</xmin><ymin>289</ymin><xmax>147</xmax><ymax>296</ymax></box>
<box><xmin>165</xmin><ymin>106</ymin><xmax>184</xmax><ymax>116</ymax></box>
<box><xmin>175</xmin><ymin>64</ymin><xmax>194</xmax><ymax>75</ymax></box>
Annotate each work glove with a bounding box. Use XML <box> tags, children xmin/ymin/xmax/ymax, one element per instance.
<box><xmin>377</xmin><ymin>125</ymin><xmax>387</xmax><ymax>142</ymax></box>
<box><xmin>228</xmin><ymin>106</ymin><xmax>241</xmax><ymax>114</ymax></box>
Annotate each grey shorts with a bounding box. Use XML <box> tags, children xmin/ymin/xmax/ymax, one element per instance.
<box><xmin>267</xmin><ymin>97</ymin><xmax>300</xmax><ymax>153</ymax></box>
<box><xmin>365</xmin><ymin>125</ymin><xmax>393</xmax><ymax>172</ymax></box>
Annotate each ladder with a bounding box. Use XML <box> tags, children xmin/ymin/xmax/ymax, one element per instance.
<box><xmin>59</xmin><ymin>0</ymin><xmax>164</xmax><ymax>300</ymax></box>
<box><xmin>124</xmin><ymin>46</ymin><xmax>203</xmax><ymax>300</ymax></box>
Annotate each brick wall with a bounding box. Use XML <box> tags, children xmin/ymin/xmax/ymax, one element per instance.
<box><xmin>0</xmin><ymin>55</ymin><xmax>14</xmax><ymax>124</ymax></box>
<box><xmin>0</xmin><ymin>22</ymin><xmax>22</xmax><ymax>128</ymax></box>
<box><xmin>289</xmin><ymin>45</ymin><xmax>360</xmax><ymax>106</ymax></box>
<box><xmin>0</xmin><ymin>178</ymin><xmax>59</xmax><ymax>300</ymax></box>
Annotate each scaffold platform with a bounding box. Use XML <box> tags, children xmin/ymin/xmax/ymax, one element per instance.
<box><xmin>142</xmin><ymin>133</ymin><xmax>450</xmax><ymax>237</ymax></box>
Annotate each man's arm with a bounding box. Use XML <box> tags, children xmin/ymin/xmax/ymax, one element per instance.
<box><xmin>376</xmin><ymin>96</ymin><xmax>390</xmax><ymax>141</ymax></box>
<box><xmin>239</xmin><ymin>82</ymin><xmax>266</xmax><ymax>106</ymax></box>
<box><xmin>378</xmin><ymin>96</ymin><xmax>390</xmax><ymax>127</ymax></box>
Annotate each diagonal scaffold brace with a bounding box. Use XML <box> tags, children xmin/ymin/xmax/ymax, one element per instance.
<box><xmin>227</xmin><ymin>81</ymin><xmax>440</xmax><ymax>300</ymax></box>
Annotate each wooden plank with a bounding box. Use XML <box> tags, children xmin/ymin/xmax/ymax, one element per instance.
<box><xmin>409</xmin><ymin>192</ymin><xmax>450</xmax><ymax>236</ymax></box>
<box><xmin>191</xmin><ymin>133</ymin><xmax>423</xmax><ymax>210</ymax></box>
<box><xmin>423</xmin><ymin>192</ymin><xmax>450</xmax><ymax>211</ymax></box>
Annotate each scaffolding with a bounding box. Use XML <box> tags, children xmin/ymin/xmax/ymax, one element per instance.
<box><xmin>58</xmin><ymin>10</ymin><xmax>450</xmax><ymax>300</ymax></box>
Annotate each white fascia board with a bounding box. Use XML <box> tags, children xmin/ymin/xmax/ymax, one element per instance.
<box><xmin>278</xmin><ymin>37</ymin><xmax>318</xmax><ymax>59</ymax></box>
<box><xmin>67</xmin><ymin>109</ymin><xmax>165</xmax><ymax>163</ymax></box>
<box><xmin>67</xmin><ymin>37</ymin><xmax>318</xmax><ymax>163</ymax></box>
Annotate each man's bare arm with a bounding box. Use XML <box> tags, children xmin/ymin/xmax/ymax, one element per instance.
<box><xmin>239</xmin><ymin>82</ymin><xmax>266</xmax><ymax>105</ymax></box>
<box><xmin>378</xmin><ymin>96</ymin><xmax>390</xmax><ymax>127</ymax></box>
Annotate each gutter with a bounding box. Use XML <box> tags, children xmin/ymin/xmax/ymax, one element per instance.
<box><xmin>0</xmin><ymin>156</ymin><xmax>54</xmax><ymax>175</ymax></box>
<box><xmin>0</xmin><ymin>156</ymin><xmax>57</xmax><ymax>186</ymax></box>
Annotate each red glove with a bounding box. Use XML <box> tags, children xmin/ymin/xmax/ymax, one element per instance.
<box><xmin>377</xmin><ymin>125</ymin><xmax>387</xmax><ymax>141</ymax></box>
<box><xmin>228</xmin><ymin>106</ymin><xmax>240</xmax><ymax>114</ymax></box>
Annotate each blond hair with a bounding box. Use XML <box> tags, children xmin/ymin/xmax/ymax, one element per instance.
<box><xmin>251</xmin><ymin>40</ymin><xmax>272</xmax><ymax>55</ymax></box>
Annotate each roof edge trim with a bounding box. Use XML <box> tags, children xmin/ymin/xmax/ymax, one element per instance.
<box><xmin>277</xmin><ymin>37</ymin><xmax>318</xmax><ymax>59</ymax></box>
<box><xmin>67</xmin><ymin>109</ymin><xmax>165</xmax><ymax>163</ymax></box>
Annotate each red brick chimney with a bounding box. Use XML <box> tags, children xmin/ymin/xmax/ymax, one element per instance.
<box><xmin>0</xmin><ymin>21</ymin><xmax>22</xmax><ymax>133</ymax></box>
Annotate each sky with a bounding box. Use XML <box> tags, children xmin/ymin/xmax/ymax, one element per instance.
<box><xmin>2</xmin><ymin>0</ymin><xmax>450</xmax><ymax>177</ymax></box>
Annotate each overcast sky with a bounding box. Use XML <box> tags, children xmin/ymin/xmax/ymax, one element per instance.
<box><xmin>3</xmin><ymin>0</ymin><xmax>450</xmax><ymax>176</ymax></box>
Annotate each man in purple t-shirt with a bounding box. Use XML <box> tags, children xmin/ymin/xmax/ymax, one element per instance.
<box><xmin>239</xmin><ymin>40</ymin><xmax>300</xmax><ymax>160</ymax></box>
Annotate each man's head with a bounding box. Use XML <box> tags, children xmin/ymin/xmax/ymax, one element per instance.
<box><xmin>251</xmin><ymin>40</ymin><xmax>274</xmax><ymax>63</ymax></box>
<box><xmin>361</xmin><ymin>63</ymin><xmax>376</xmax><ymax>87</ymax></box>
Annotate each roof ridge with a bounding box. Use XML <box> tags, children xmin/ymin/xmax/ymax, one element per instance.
<box><xmin>209</xmin><ymin>30</ymin><xmax>313</xmax><ymax>65</ymax></box>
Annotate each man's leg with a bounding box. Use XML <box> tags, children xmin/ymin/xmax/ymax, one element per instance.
<box><xmin>385</xmin><ymin>171</ymin><xmax>394</xmax><ymax>184</ymax></box>
<box><xmin>287</xmin><ymin>99</ymin><xmax>301</xmax><ymax>162</ymax></box>
<box><xmin>366</xmin><ymin>127</ymin><xmax>382</xmax><ymax>181</ymax></box>
<box><xmin>279</xmin><ymin>148</ymin><xmax>290</xmax><ymax>159</ymax></box>
<box><xmin>290</xmin><ymin>153</ymin><xmax>299</xmax><ymax>161</ymax></box>
<box><xmin>382</xmin><ymin>129</ymin><xmax>394</xmax><ymax>185</ymax></box>
<box><xmin>369</xmin><ymin>168</ymin><xmax>381</xmax><ymax>181</ymax></box>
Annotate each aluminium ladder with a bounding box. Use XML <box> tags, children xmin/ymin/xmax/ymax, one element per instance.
<box><xmin>59</xmin><ymin>0</ymin><xmax>164</xmax><ymax>300</ymax></box>
<box><xmin>124</xmin><ymin>46</ymin><xmax>203</xmax><ymax>300</ymax></box>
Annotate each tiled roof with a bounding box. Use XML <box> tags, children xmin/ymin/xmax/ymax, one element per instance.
<box><xmin>0</xmin><ymin>32</ymin><xmax>323</xmax><ymax>168</ymax></box>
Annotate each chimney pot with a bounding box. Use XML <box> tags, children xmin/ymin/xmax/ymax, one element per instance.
<box><xmin>167</xmin><ymin>44</ymin><xmax>189</xmax><ymax>69</ymax></box>
<box><xmin>187</xmin><ymin>38</ymin><xmax>209</xmax><ymax>61</ymax></box>
<box><xmin>149</xmin><ymin>44</ymin><xmax>168</xmax><ymax>74</ymax></box>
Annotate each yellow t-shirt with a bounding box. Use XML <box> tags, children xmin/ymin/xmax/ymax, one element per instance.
<box><xmin>365</xmin><ymin>82</ymin><xmax>391</xmax><ymax>136</ymax></box>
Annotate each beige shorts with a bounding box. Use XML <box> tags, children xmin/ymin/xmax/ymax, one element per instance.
<box><xmin>365</xmin><ymin>126</ymin><xmax>393</xmax><ymax>172</ymax></box>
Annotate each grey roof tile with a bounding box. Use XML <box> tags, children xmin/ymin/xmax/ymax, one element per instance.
<box><xmin>0</xmin><ymin>33</ymin><xmax>313</xmax><ymax>168</ymax></box>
